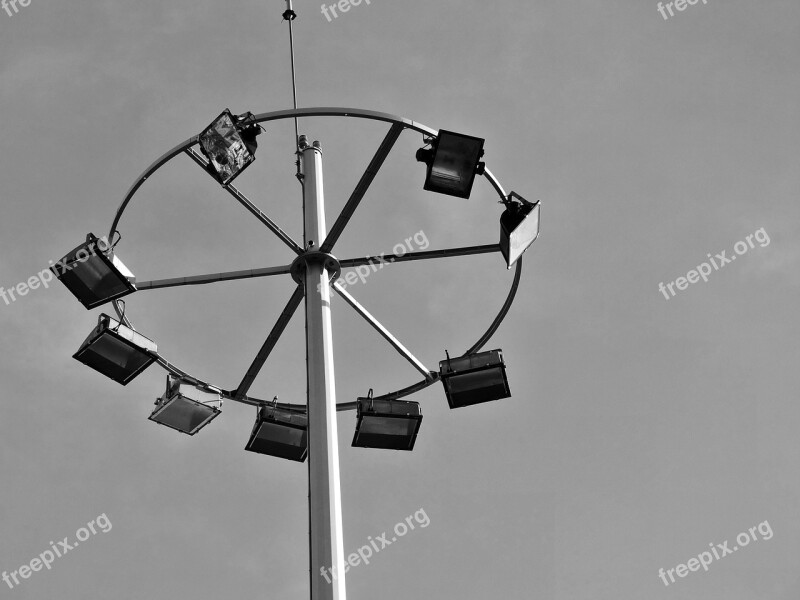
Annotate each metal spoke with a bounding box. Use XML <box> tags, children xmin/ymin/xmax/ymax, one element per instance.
<box><xmin>332</xmin><ymin>282</ymin><xmax>434</xmax><ymax>380</ymax></box>
<box><xmin>320</xmin><ymin>123</ymin><xmax>404</xmax><ymax>253</ymax></box>
<box><xmin>234</xmin><ymin>284</ymin><xmax>305</xmax><ymax>399</ymax></box>
<box><xmin>339</xmin><ymin>244</ymin><xmax>501</xmax><ymax>268</ymax></box>
<box><xmin>185</xmin><ymin>148</ymin><xmax>304</xmax><ymax>255</ymax></box>
<box><xmin>136</xmin><ymin>265</ymin><xmax>292</xmax><ymax>290</ymax></box>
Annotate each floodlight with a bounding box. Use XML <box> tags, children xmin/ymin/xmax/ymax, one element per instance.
<box><xmin>73</xmin><ymin>314</ymin><xmax>157</xmax><ymax>385</ymax></box>
<box><xmin>416</xmin><ymin>129</ymin><xmax>485</xmax><ymax>199</ymax></box>
<box><xmin>352</xmin><ymin>391</ymin><xmax>422</xmax><ymax>451</ymax></box>
<box><xmin>51</xmin><ymin>233</ymin><xmax>136</xmax><ymax>309</ymax></box>
<box><xmin>439</xmin><ymin>349</ymin><xmax>511</xmax><ymax>409</ymax></box>
<box><xmin>245</xmin><ymin>404</ymin><xmax>308</xmax><ymax>462</ymax></box>
<box><xmin>500</xmin><ymin>193</ymin><xmax>541</xmax><ymax>268</ymax></box>
<box><xmin>198</xmin><ymin>109</ymin><xmax>261</xmax><ymax>185</ymax></box>
<box><xmin>149</xmin><ymin>376</ymin><xmax>222</xmax><ymax>435</ymax></box>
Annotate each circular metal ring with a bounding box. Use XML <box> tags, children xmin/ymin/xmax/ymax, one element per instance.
<box><xmin>107</xmin><ymin>107</ymin><xmax>521</xmax><ymax>411</ymax></box>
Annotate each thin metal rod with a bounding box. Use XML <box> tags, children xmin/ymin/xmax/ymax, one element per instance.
<box><xmin>288</xmin><ymin>15</ymin><xmax>299</xmax><ymax>146</ymax></box>
<box><xmin>320</xmin><ymin>123</ymin><xmax>404</xmax><ymax>253</ymax></box>
<box><xmin>135</xmin><ymin>265</ymin><xmax>292</xmax><ymax>290</ymax></box>
<box><xmin>339</xmin><ymin>243</ymin><xmax>501</xmax><ymax>268</ymax></box>
<box><xmin>235</xmin><ymin>284</ymin><xmax>304</xmax><ymax>399</ymax></box>
<box><xmin>332</xmin><ymin>282</ymin><xmax>435</xmax><ymax>381</ymax></box>
<box><xmin>185</xmin><ymin>148</ymin><xmax>303</xmax><ymax>255</ymax></box>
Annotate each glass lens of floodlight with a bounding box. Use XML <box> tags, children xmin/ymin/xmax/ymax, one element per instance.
<box><xmin>501</xmin><ymin>202</ymin><xmax>540</xmax><ymax>268</ymax></box>
<box><xmin>199</xmin><ymin>112</ymin><xmax>255</xmax><ymax>185</ymax></box>
<box><xmin>257</xmin><ymin>421</ymin><xmax>304</xmax><ymax>446</ymax></box>
<box><xmin>446</xmin><ymin>369</ymin><xmax>509</xmax><ymax>404</ymax></box>
<box><xmin>69</xmin><ymin>254</ymin><xmax>132</xmax><ymax>300</ymax></box>
<box><xmin>426</xmin><ymin>132</ymin><xmax>484</xmax><ymax>198</ymax></box>
<box><xmin>76</xmin><ymin>332</ymin><xmax>153</xmax><ymax>384</ymax></box>
<box><xmin>247</xmin><ymin>421</ymin><xmax>307</xmax><ymax>461</ymax></box>
<box><xmin>359</xmin><ymin>416</ymin><xmax>417</xmax><ymax>437</ymax></box>
<box><xmin>152</xmin><ymin>396</ymin><xmax>219</xmax><ymax>434</ymax></box>
<box><xmin>53</xmin><ymin>238</ymin><xmax>136</xmax><ymax>309</ymax></box>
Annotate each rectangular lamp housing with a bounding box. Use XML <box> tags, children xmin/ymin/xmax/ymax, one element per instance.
<box><xmin>440</xmin><ymin>349</ymin><xmax>511</xmax><ymax>409</ymax></box>
<box><xmin>352</xmin><ymin>397</ymin><xmax>422</xmax><ymax>451</ymax></box>
<box><xmin>51</xmin><ymin>233</ymin><xmax>136</xmax><ymax>309</ymax></box>
<box><xmin>73</xmin><ymin>314</ymin><xmax>157</xmax><ymax>385</ymax></box>
<box><xmin>149</xmin><ymin>377</ymin><xmax>222</xmax><ymax>435</ymax></box>
<box><xmin>245</xmin><ymin>405</ymin><xmax>308</xmax><ymax>462</ymax></box>
<box><xmin>423</xmin><ymin>130</ymin><xmax>485</xmax><ymax>199</ymax></box>
<box><xmin>500</xmin><ymin>194</ymin><xmax>541</xmax><ymax>269</ymax></box>
<box><xmin>198</xmin><ymin>109</ymin><xmax>258</xmax><ymax>186</ymax></box>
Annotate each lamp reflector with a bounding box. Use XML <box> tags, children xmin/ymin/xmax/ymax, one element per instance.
<box><xmin>198</xmin><ymin>109</ymin><xmax>260</xmax><ymax>185</ymax></box>
<box><xmin>417</xmin><ymin>130</ymin><xmax>485</xmax><ymax>199</ymax></box>
<box><xmin>245</xmin><ymin>405</ymin><xmax>308</xmax><ymax>462</ymax></box>
<box><xmin>51</xmin><ymin>233</ymin><xmax>136</xmax><ymax>309</ymax></box>
<box><xmin>439</xmin><ymin>349</ymin><xmax>511</xmax><ymax>409</ymax></box>
<box><xmin>149</xmin><ymin>377</ymin><xmax>222</xmax><ymax>435</ymax></box>
<box><xmin>352</xmin><ymin>396</ymin><xmax>422</xmax><ymax>451</ymax></box>
<box><xmin>500</xmin><ymin>193</ymin><xmax>541</xmax><ymax>268</ymax></box>
<box><xmin>73</xmin><ymin>314</ymin><xmax>157</xmax><ymax>385</ymax></box>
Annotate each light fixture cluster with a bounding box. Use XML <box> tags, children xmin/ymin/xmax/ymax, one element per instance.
<box><xmin>53</xmin><ymin>111</ymin><xmax>528</xmax><ymax>463</ymax></box>
<box><xmin>416</xmin><ymin>130</ymin><xmax>540</xmax><ymax>268</ymax></box>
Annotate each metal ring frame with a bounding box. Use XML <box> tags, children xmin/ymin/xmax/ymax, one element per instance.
<box><xmin>108</xmin><ymin>107</ymin><xmax>524</xmax><ymax>412</ymax></box>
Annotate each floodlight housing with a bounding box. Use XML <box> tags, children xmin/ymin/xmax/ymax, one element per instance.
<box><xmin>440</xmin><ymin>349</ymin><xmax>511</xmax><ymax>409</ymax></box>
<box><xmin>51</xmin><ymin>233</ymin><xmax>136</xmax><ymax>309</ymax></box>
<box><xmin>73</xmin><ymin>314</ymin><xmax>157</xmax><ymax>385</ymax></box>
<box><xmin>500</xmin><ymin>193</ymin><xmax>541</xmax><ymax>269</ymax></box>
<box><xmin>245</xmin><ymin>405</ymin><xmax>308</xmax><ymax>462</ymax></box>
<box><xmin>198</xmin><ymin>109</ymin><xmax>261</xmax><ymax>186</ymax></box>
<box><xmin>149</xmin><ymin>376</ymin><xmax>222</xmax><ymax>435</ymax></box>
<box><xmin>416</xmin><ymin>129</ymin><xmax>485</xmax><ymax>199</ymax></box>
<box><xmin>352</xmin><ymin>394</ymin><xmax>422</xmax><ymax>451</ymax></box>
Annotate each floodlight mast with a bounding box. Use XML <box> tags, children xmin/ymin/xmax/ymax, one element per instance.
<box><xmin>299</xmin><ymin>137</ymin><xmax>347</xmax><ymax>599</ymax></box>
<box><xmin>94</xmin><ymin>106</ymin><xmax>532</xmax><ymax>600</ymax></box>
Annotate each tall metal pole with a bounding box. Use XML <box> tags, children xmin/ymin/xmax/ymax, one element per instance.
<box><xmin>301</xmin><ymin>136</ymin><xmax>347</xmax><ymax>600</ymax></box>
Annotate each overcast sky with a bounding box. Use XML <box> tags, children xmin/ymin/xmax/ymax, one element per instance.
<box><xmin>1</xmin><ymin>0</ymin><xmax>799</xmax><ymax>598</ymax></box>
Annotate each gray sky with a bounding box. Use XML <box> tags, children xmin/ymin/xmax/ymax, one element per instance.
<box><xmin>1</xmin><ymin>0</ymin><xmax>799</xmax><ymax>598</ymax></box>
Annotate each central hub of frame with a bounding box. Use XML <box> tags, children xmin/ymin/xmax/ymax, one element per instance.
<box><xmin>290</xmin><ymin>250</ymin><xmax>341</xmax><ymax>286</ymax></box>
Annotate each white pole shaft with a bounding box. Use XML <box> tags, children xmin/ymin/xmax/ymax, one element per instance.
<box><xmin>303</xmin><ymin>141</ymin><xmax>347</xmax><ymax>600</ymax></box>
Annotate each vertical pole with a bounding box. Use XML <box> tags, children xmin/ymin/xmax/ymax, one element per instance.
<box><xmin>302</xmin><ymin>137</ymin><xmax>347</xmax><ymax>600</ymax></box>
